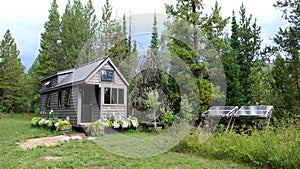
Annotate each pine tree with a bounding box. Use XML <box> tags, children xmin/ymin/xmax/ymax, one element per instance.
<box><xmin>110</xmin><ymin>13</ymin><xmax>130</xmax><ymax>64</ymax></box>
<box><xmin>99</xmin><ymin>0</ymin><xmax>115</xmax><ymax>56</ymax></box>
<box><xmin>165</xmin><ymin>0</ymin><xmax>212</xmax><ymax>114</ymax></box>
<box><xmin>0</xmin><ymin>30</ymin><xmax>27</xmax><ymax>113</ymax></box>
<box><xmin>274</xmin><ymin>0</ymin><xmax>300</xmax><ymax>107</ymax></box>
<box><xmin>202</xmin><ymin>1</ymin><xmax>229</xmax><ymax>53</ymax></box>
<box><xmin>149</xmin><ymin>12</ymin><xmax>159</xmax><ymax>57</ymax></box>
<box><xmin>61</xmin><ymin>0</ymin><xmax>98</xmax><ymax>67</ymax></box>
<box><xmin>36</xmin><ymin>0</ymin><xmax>62</xmax><ymax>76</ymax></box>
<box><xmin>271</xmin><ymin>54</ymin><xmax>297</xmax><ymax>118</ymax></box>
<box><xmin>201</xmin><ymin>1</ymin><xmax>230</xmax><ymax>105</ymax></box>
<box><xmin>237</xmin><ymin>4</ymin><xmax>262</xmax><ymax>104</ymax></box>
<box><xmin>28</xmin><ymin>0</ymin><xmax>62</xmax><ymax>112</ymax></box>
<box><xmin>226</xmin><ymin>5</ymin><xmax>262</xmax><ymax>106</ymax></box>
<box><xmin>27</xmin><ymin>60</ymin><xmax>41</xmax><ymax>112</ymax></box>
<box><xmin>223</xmin><ymin>11</ymin><xmax>243</xmax><ymax>106</ymax></box>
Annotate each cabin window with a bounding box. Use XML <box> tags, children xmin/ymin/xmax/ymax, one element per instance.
<box><xmin>58</xmin><ymin>91</ymin><xmax>62</xmax><ymax>107</ymax></box>
<box><xmin>44</xmin><ymin>81</ymin><xmax>52</xmax><ymax>88</ymax></box>
<box><xmin>111</xmin><ymin>88</ymin><xmax>118</xmax><ymax>104</ymax></box>
<box><xmin>104</xmin><ymin>87</ymin><xmax>125</xmax><ymax>105</ymax></box>
<box><xmin>101</xmin><ymin>70</ymin><xmax>114</xmax><ymax>82</ymax></box>
<box><xmin>46</xmin><ymin>94</ymin><xmax>51</xmax><ymax>109</ymax></box>
<box><xmin>64</xmin><ymin>88</ymin><xmax>71</xmax><ymax>107</ymax></box>
<box><xmin>104</xmin><ymin>87</ymin><xmax>111</xmax><ymax>104</ymax></box>
<box><xmin>118</xmin><ymin>89</ymin><xmax>124</xmax><ymax>104</ymax></box>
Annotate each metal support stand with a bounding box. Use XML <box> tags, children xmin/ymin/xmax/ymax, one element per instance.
<box><xmin>230</xmin><ymin>118</ymin><xmax>236</xmax><ymax>132</ymax></box>
<box><xmin>266</xmin><ymin>111</ymin><xmax>272</xmax><ymax>130</ymax></box>
<box><xmin>226</xmin><ymin>116</ymin><xmax>233</xmax><ymax>132</ymax></box>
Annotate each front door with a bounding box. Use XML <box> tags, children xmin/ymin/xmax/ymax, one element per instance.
<box><xmin>81</xmin><ymin>85</ymin><xmax>101</xmax><ymax>123</ymax></box>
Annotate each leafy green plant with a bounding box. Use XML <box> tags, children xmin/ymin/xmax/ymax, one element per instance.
<box><xmin>144</xmin><ymin>90</ymin><xmax>161</xmax><ymax>130</ymax></box>
<box><xmin>55</xmin><ymin>119</ymin><xmax>71</xmax><ymax>131</ymax></box>
<box><xmin>87</xmin><ymin>120</ymin><xmax>105</xmax><ymax>136</ymax></box>
<box><xmin>160</xmin><ymin>107</ymin><xmax>178</xmax><ymax>127</ymax></box>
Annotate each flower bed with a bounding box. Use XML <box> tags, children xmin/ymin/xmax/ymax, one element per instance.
<box><xmin>87</xmin><ymin>116</ymin><xmax>139</xmax><ymax>136</ymax></box>
<box><xmin>31</xmin><ymin>116</ymin><xmax>72</xmax><ymax>132</ymax></box>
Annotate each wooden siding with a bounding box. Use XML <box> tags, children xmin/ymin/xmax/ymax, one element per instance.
<box><xmin>40</xmin><ymin>86</ymin><xmax>78</xmax><ymax>125</ymax></box>
<box><xmin>101</xmin><ymin>105</ymin><xmax>127</xmax><ymax>119</ymax></box>
<box><xmin>102</xmin><ymin>63</ymin><xmax>114</xmax><ymax>70</ymax></box>
<box><xmin>87</xmin><ymin>62</ymin><xmax>125</xmax><ymax>85</ymax></box>
<box><xmin>87</xmin><ymin>70</ymin><xmax>101</xmax><ymax>84</ymax></box>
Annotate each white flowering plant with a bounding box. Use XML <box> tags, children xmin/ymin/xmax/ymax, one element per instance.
<box><xmin>105</xmin><ymin>115</ymin><xmax>139</xmax><ymax>129</ymax></box>
<box><xmin>30</xmin><ymin>110</ymin><xmax>71</xmax><ymax>131</ymax></box>
<box><xmin>31</xmin><ymin>116</ymin><xmax>59</xmax><ymax>130</ymax></box>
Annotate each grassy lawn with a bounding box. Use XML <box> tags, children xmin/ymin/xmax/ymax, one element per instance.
<box><xmin>0</xmin><ymin>114</ymin><xmax>252</xmax><ymax>169</ymax></box>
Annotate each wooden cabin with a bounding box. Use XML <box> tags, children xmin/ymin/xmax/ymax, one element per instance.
<box><xmin>39</xmin><ymin>57</ymin><xmax>129</xmax><ymax>125</ymax></box>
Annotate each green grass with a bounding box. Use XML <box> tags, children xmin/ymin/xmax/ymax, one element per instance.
<box><xmin>173</xmin><ymin>125</ymin><xmax>300</xmax><ymax>168</ymax></box>
<box><xmin>0</xmin><ymin>114</ymin><xmax>251</xmax><ymax>169</ymax></box>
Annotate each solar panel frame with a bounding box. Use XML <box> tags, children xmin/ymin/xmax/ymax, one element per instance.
<box><xmin>234</xmin><ymin>106</ymin><xmax>273</xmax><ymax>118</ymax></box>
<box><xmin>202</xmin><ymin>106</ymin><xmax>239</xmax><ymax>118</ymax></box>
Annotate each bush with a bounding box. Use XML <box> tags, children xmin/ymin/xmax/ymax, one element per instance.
<box><xmin>173</xmin><ymin>125</ymin><xmax>300</xmax><ymax>168</ymax></box>
<box><xmin>33</xmin><ymin>108</ymin><xmax>40</xmax><ymax>117</ymax></box>
<box><xmin>160</xmin><ymin>107</ymin><xmax>178</xmax><ymax>127</ymax></box>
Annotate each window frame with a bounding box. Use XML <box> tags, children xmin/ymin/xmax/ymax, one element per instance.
<box><xmin>104</xmin><ymin>87</ymin><xmax>111</xmax><ymax>104</ymax></box>
<box><xmin>103</xmin><ymin>87</ymin><xmax>125</xmax><ymax>105</ymax></box>
<box><xmin>57</xmin><ymin>90</ymin><xmax>63</xmax><ymax>107</ymax></box>
<box><xmin>64</xmin><ymin>88</ymin><xmax>71</xmax><ymax>107</ymax></box>
<box><xmin>101</xmin><ymin>69</ymin><xmax>114</xmax><ymax>82</ymax></box>
<box><xmin>46</xmin><ymin>93</ymin><xmax>51</xmax><ymax>109</ymax></box>
<box><xmin>118</xmin><ymin>88</ymin><xmax>124</xmax><ymax>104</ymax></box>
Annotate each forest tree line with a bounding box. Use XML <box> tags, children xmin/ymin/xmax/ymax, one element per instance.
<box><xmin>0</xmin><ymin>0</ymin><xmax>299</xmax><ymax>122</ymax></box>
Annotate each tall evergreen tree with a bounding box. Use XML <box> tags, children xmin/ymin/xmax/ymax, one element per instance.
<box><xmin>149</xmin><ymin>12</ymin><xmax>159</xmax><ymax>57</ymax></box>
<box><xmin>0</xmin><ymin>30</ymin><xmax>27</xmax><ymax>113</ymax></box>
<box><xmin>202</xmin><ymin>1</ymin><xmax>229</xmax><ymax>53</ymax></box>
<box><xmin>61</xmin><ymin>0</ymin><xmax>98</xmax><ymax>67</ymax></box>
<box><xmin>27</xmin><ymin>60</ymin><xmax>41</xmax><ymax>112</ymax></box>
<box><xmin>201</xmin><ymin>1</ymin><xmax>230</xmax><ymax>104</ymax></box>
<box><xmin>237</xmin><ymin>4</ymin><xmax>262</xmax><ymax>104</ymax></box>
<box><xmin>271</xmin><ymin>54</ymin><xmax>297</xmax><ymax>118</ymax></box>
<box><xmin>99</xmin><ymin>0</ymin><xmax>115</xmax><ymax>56</ymax></box>
<box><xmin>223</xmin><ymin>11</ymin><xmax>243</xmax><ymax>106</ymax></box>
<box><xmin>274</xmin><ymin>0</ymin><xmax>300</xmax><ymax>107</ymax></box>
<box><xmin>36</xmin><ymin>0</ymin><xmax>62</xmax><ymax>76</ymax></box>
<box><xmin>165</xmin><ymin>0</ymin><xmax>212</xmax><ymax>114</ymax></box>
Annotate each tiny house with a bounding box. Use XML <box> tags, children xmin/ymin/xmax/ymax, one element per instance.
<box><xmin>39</xmin><ymin>57</ymin><xmax>129</xmax><ymax>125</ymax></box>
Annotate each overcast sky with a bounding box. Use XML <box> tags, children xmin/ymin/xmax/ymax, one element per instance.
<box><xmin>0</xmin><ymin>0</ymin><xmax>286</xmax><ymax>70</ymax></box>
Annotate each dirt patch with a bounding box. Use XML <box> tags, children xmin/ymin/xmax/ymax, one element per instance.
<box><xmin>18</xmin><ymin>135</ymin><xmax>82</xmax><ymax>149</ymax></box>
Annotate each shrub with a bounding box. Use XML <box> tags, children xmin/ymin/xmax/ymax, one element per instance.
<box><xmin>160</xmin><ymin>107</ymin><xmax>178</xmax><ymax>127</ymax></box>
<box><xmin>173</xmin><ymin>125</ymin><xmax>300</xmax><ymax>168</ymax></box>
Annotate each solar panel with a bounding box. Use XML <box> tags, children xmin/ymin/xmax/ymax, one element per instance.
<box><xmin>234</xmin><ymin>106</ymin><xmax>273</xmax><ymax>118</ymax></box>
<box><xmin>202</xmin><ymin>106</ymin><xmax>238</xmax><ymax>118</ymax></box>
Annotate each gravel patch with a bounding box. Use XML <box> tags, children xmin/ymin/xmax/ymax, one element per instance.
<box><xmin>18</xmin><ymin>135</ymin><xmax>83</xmax><ymax>149</ymax></box>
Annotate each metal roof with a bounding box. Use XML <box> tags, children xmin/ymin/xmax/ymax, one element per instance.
<box><xmin>56</xmin><ymin>57</ymin><xmax>108</xmax><ymax>87</ymax></box>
